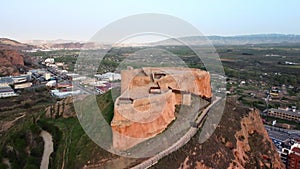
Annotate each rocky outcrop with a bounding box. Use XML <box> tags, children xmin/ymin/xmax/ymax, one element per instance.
<box><xmin>230</xmin><ymin>110</ymin><xmax>283</xmax><ymax>168</ymax></box>
<box><xmin>45</xmin><ymin>97</ymin><xmax>76</xmax><ymax>119</ymax></box>
<box><xmin>0</xmin><ymin>38</ymin><xmax>35</xmax><ymax>76</ymax></box>
<box><xmin>111</xmin><ymin>67</ymin><xmax>212</xmax><ymax>150</ymax></box>
<box><xmin>112</xmin><ymin>91</ymin><xmax>177</xmax><ymax>150</ymax></box>
<box><xmin>0</xmin><ymin>49</ymin><xmax>25</xmax><ymax>76</ymax></box>
<box><xmin>152</xmin><ymin>99</ymin><xmax>284</xmax><ymax>169</ymax></box>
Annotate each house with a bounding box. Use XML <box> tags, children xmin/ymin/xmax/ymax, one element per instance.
<box><xmin>14</xmin><ymin>82</ymin><xmax>32</xmax><ymax>89</ymax></box>
<box><xmin>95</xmin><ymin>72</ymin><xmax>121</xmax><ymax>81</ymax></box>
<box><xmin>279</xmin><ymin>143</ymin><xmax>300</xmax><ymax>169</ymax></box>
<box><xmin>45</xmin><ymin>58</ymin><xmax>55</xmax><ymax>64</ymax></box>
<box><xmin>51</xmin><ymin>89</ymin><xmax>80</xmax><ymax>98</ymax></box>
<box><xmin>288</xmin><ymin>145</ymin><xmax>300</xmax><ymax>169</ymax></box>
<box><xmin>0</xmin><ymin>86</ymin><xmax>18</xmax><ymax>98</ymax></box>
<box><xmin>11</xmin><ymin>75</ymin><xmax>30</xmax><ymax>84</ymax></box>
<box><xmin>267</xmin><ymin>108</ymin><xmax>300</xmax><ymax>122</ymax></box>
<box><xmin>0</xmin><ymin>77</ymin><xmax>14</xmax><ymax>87</ymax></box>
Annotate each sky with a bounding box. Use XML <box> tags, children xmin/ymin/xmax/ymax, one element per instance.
<box><xmin>0</xmin><ymin>0</ymin><xmax>300</xmax><ymax>41</ymax></box>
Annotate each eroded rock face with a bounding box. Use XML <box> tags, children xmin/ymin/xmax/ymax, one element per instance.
<box><xmin>153</xmin><ymin>99</ymin><xmax>284</xmax><ymax>169</ymax></box>
<box><xmin>45</xmin><ymin>97</ymin><xmax>76</xmax><ymax>119</ymax></box>
<box><xmin>0</xmin><ymin>49</ymin><xmax>25</xmax><ymax>76</ymax></box>
<box><xmin>229</xmin><ymin>110</ymin><xmax>283</xmax><ymax>169</ymax></box>
<box><xmin>111</xmin><ymin>67</ymin><xmax>212</xmax><ymax>150</ymax></box>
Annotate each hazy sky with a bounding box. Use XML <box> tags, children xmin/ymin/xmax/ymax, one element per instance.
<box><xmin>1</xmin><ymin>0</ymin><xmax>299</xmax><ymax>41</ymax></box>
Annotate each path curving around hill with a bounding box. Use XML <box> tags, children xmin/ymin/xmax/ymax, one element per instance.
<box><xmin>40</xmin><ymin>130</ymin><xmax>54</xmax><ymax>169</ymax></box>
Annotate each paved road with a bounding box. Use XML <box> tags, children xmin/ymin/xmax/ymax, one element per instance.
<box><xmin>72</xmin><ymin>81</ymin><xmax>94</xmax><ymax>95</ymax></box>
<box><xmin>131</xmin><ymin>97</ymin><xmax>221</xmax><ymax>169</ymax></box>
<box><xmin>265</xmin><ymin>125</ymin><xmax>300</xmax><ymax>136</ymax></box>
<box><xmin>40</xmin><ymin>130</ymin><xmax>54</xmax><ymax>169</ymax></box>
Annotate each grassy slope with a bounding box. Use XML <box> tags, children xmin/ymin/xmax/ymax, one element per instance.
<box><xmin>37</xmin><ymin>91</ymin><xmax>116</xmax><ymax>169</ymax></box>
<box><xmin>0</xmin><ymin>90</ymin><xmax>116</xmax><ymax>169</ymax></box>
<box><xmin>0</xmin><ymin>116</ymin><xmax>43</xmax><ymax>169</ymax></box>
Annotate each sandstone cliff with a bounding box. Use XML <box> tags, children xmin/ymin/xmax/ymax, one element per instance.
<box><xmin>111</xmin><ymin>67</ymin><xmax>212</xmax><ymax>150</ymax></box>
<box><xmin>0</xmin><ymin>38</ymin><xmax>35</xmax><ymax>76</ymax></box>
<box><xmin>45</xmin><ymin>97</ymin><xmax>76</xmax><ymax>119</ymax></box>
<box><xmin>80</xmin><ymin>98</ymin><xmax>284</xmax><ymax>169</ymax></box>
<box><xmin>151</xmin><ymin>98</ymin><xmax>284</xmax><ymax>169</ymax></box>
<box><xmin>0</xmin><ymin>49</ymin><xmax>25</xmax><ymax>76</ymax></box>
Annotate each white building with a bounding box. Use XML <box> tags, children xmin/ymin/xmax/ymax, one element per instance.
<box><xmin>46</xmin><ymin>80</ymin><xmax>57</xmax><ymax>87</ymax></box>
<box><xmin>95</xmin><ymin>72</ymin><xmax>121</xmax><ymax>81</ymax></box>
<box><xmin>45</xmin><ymin>58</ymin><xmax>55</xmax><ymax>64</ymax></box>
<box><xmin>12</xmin><ymin>75</ymin><xmax>29</xmax><ymax>84</ymax></box>
<box><xmin>51</xmin><ymin>89</ymin><xmax>81</xmax><ymax>98</ymax></box>
<box><xmin>0</xmin><ymin>86</ymin><xmax>18</xmax><ymax>98</ymax></box>
<box><xmin>44</xmin><ymin>73</ymin><xmax>51</xmax><ymax>80</ymax></box>
<box><xmin>14</xmin><ymin>82</ymin><xmax>32</xmax><ymax>89</ymax></box>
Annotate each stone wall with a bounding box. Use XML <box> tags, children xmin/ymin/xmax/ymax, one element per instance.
<box><xmin>111</xmin><ymin>67</ymin><xmax>212</xmax><ymax>150</ymax></box>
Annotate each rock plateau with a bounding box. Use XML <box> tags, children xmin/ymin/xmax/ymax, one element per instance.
<box><xmin>111</xmin><ymin>67</ymin><xmax>212</xmax><ymax>150</ymax></box>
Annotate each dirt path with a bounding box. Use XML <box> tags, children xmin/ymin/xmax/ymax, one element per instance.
<box><xmin>40</xmin><ymin>130</ymin><xmax>54</xmax><ymax>169</ymax></box>
<box><xmin>2</xmin><ymin>158</ymin><xmax>11</xmax><ymax>169</ymax></box>
<box><xmin>0</xmin><ymin>113</ymin><xmax>25</xmax><ymax>133</ymax></box>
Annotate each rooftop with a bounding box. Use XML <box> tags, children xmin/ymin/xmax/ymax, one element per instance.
<box><xmin>268</xmin><ymin>108</ymin><xmax>300</xmax><ymax>117</ymax></box>
<box><xmin>0</xmin><ymin>77</ymin><xmax>14</xmax><ymax>84</ymax></box>
<box><xmin>0</xmin><ymin>86</ymin><xmax>14</xmax><ymax>93</ymax></box>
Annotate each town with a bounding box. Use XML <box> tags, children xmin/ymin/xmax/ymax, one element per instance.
<box><xmin>0</xmin><ymin>56</ymin><xmax>121</xmax><ymax>99</ymax></box>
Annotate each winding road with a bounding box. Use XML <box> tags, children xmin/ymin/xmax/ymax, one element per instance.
<box><xmin>131</xmin><ymin>96</ymin><xmax>221</xmax><ymax>169</ymax></box>
<box><xmin>40</xmin><ymin>130</ymin><xmax>54</xmax><ymax>169</ymax></box>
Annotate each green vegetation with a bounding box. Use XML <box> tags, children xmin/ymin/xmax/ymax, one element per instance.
<box><xmin>0</xmin><ymin>90</ymin><xmax>116</xmax><ymax>169</ymax></box>
<box><xmin>96</xmin><ymin>90</ymin><xmax>115</xmax><ymax>124</ymax></box>
<box><xmin>0</xmin><ymin>117</ymin><xmax>43</xmax><ymax>169</ymax></box>
<box><xmin>34</xmin><ymin>91</ymin><xmax>115</xmax><ymax>169</ymax></box>
<box><xmin>37</xmin><ymin>117</ymin><xmax>103</xmax><ymax>169</ymax></box>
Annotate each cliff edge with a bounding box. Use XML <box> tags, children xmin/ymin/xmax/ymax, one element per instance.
<box><xmin>111</xmin><ymin>67</ymin><xmax>212</xmax><ymax>150</ymax></box>
<box><xmin>151</xmin><ymin>98</ymin><xmax>284</xmax><ymax>169</ymax></box>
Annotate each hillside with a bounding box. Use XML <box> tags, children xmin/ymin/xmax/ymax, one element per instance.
<box><xmin>0</xmin><ymin>38</ymin><xmax>35</xmax><ymax>76</ymax></box>
<box><xmin>0</xmin><ymin>49</ymin><xmax>26</xmax><ymax>76</ymax></box>
<box><xmin>151</xmin><ymin>98</ymin><xmax>284</xmax><ymax>169</ymax></box>
<box><xmin>153</xmin><ymin>34</ymin><xmax>300</xmax><ymax>46</ymax></box>
<box><xmin>23</xmin><ymin>40</ymin><xmax>108</xmax><ymax>49</ymax></box>
<box><xmin>0</xmin><ymin>38</ymin><xmax>34</xmax><ymax>50</ymax></box>
<box><xmin>35</xmin><ymin>93</ymin><xmax>283</xmax><ymax>169</ymax></box>
<box><xmin>0</xmin><ymin>89</ymin><xmax>284</xmax><ymax>169</ymax></box>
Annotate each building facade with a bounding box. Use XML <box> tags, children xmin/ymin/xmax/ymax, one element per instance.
<box><xmin>267</xmin><ymin>108</ymin><xmax>300</xmax><ymax>122</ymax></box>
<box><xmin>289</xmin><ymin>146</ymin><xmax>300</xmax><ymax>169</ymax></box>
<box><xmin>0</xmin><ymin>86</ymin><xmax>17</xmax><ymax>98</ymax></box>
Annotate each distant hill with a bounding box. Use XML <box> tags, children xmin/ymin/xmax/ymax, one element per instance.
<box><xmin>152</xmin><ymin>34</ymin><xmax>300</xmax><ymax>46</ymax></box>
<box><xmin>49</xmin><ymin>42</ymin><xmax>104</xmax><ymax>49</ymax></box>
<box><xmin>23</xmin><ymin>39</ymin><xmax>77</xmax><ymax>45</ymax></box>
<box><xmin>24</xmin><ymin>39</ymin><xmax>109</xmax><ymax>49</ymax></box>
<box><xmin>22</xmin><ymin>34</ymin><xmax>300</xmax><ymax>48</ymax></box>
<box><xmin>0</xmin><ymin>38</ymin><xmax>35</xmax><ymax>50</ymax></box>
<box><xmin>0</xmin><ymin>38</ymin><xmax>34</xmax><ymax>76</ymax></box>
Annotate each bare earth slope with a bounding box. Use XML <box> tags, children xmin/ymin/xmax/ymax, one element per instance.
<box><xmin>0</xmin><ymin>49</ymin><xmax>25</xmax><ymax>76</ymax></box>
<box><xmin>0</xmin><ymin>38</ymin><xmax>35</xmax><ymax>76</ymax></box>
<box><xmin>151</xmin><ymin>98</ymin><xmax>284</xmax><ymax>169</ymax></box>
